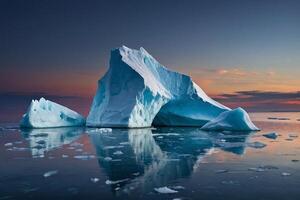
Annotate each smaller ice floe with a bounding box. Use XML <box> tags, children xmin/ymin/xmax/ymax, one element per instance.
<box><xmin>221</xmin><ymin>180</ymin><xmax>239</xmax><ymax>185</ymax></box>
<box><xmin>201</xmin><ymin>108</ymin><xmax>259</xmax><ymax>131</ymax></box>
<box><xmin>215</xmin><ymin>169</ymin><xmax>229</xmax><ymax>174</ymax></box>
<box><xmin>281</xmin><ymin>172</ymin><xmax>291</xmax><ymax>176</ymax></box>
<box><xmin>4</xmin><ymin>142</ymin><xmax>13</xmax><ymax>147</ymax></box>
<box><xmin>285</xmin><ymin>138</ymin><xmax>294</xmax><ymax>141</ymax></box>
<box><xmin>43</xmin><ymin>170</ymin><xmax>58</xmax><ymax>178</ymax></box>
<box><xmin>248</xmin><ymin>165</ymin><xmax>278</xmax><ymax>172</ymax></box>
<box><xmin>73</xmin><ymin>155</ymin><xmax>95</xmax><ymax>160</ymax></box>
<box><xmin>119</xmin><ymin>141</ymin><xmax>130</xmax><ymax>145</ymax></box>
<box><xmin>113</xmin><ymin>150</ymin><xmax>123</xmax><ymax>155</ymax></box>
<box><xmin>248</xmin><ymin>167</ymin><xmax>265</xmax><ymax>172</ymax></box>
<box><xmin>288</xmin><ymin>133</ymin><xmax>298</xmax><ymax>138</ymax></box>
<box><xmin>104</xmin><ymin>157</ymin><xmax>112</xmax><ymax>161</ymax></box>
<box><xmin>70</xmin><ymin>142</ymin><xmax>83</xmax><ymax>147</ymax></box>
<box><xmin>263</xmin><ymin>132</ymin><xmax>278</xmax><ymax>139</ymax></box>
<box><xmin>152</xmin><ymin>133</ymin><xmax>180</xmax><ymax>136</ymax></box>
<box><xmin>20</xmin><ymin>97</ymin><xmax>85</xmax><ymax>128</ymax></box>
<box><xmin>103</xmin><ymin>145</ymin><xmax>124</xmax><ymax>150</ymax></box>
<box><xmin>88</xmin><ymin>128</ymin><xmax>113</xmax><ymax>133</ymax></box>
<box><xmin>170</xmin><ymin>186</ymin><xmax>185</xmax><ymax>190</ymax></box>
<box><xmin>7</xmin><ymin>147</ymin><xmax>29</xmax><ymax>151</ymax></box>
<box><xmin>62</xmin><ymin>154</ymin><xmax>69</xmax><ymax>158</ymax></box>
<box><xmin>247</xmin><ymin>141</ymin><xmax>267</xmax><ymax>149</ymax></box>
<box><xmin>154</xmin><ymin>186</ymin><xmax>178</xmax><ymax>194</ymax></box>
<box><xmin>90</xmin><ymin>178</ymin><xmax>99</xmax><ymax>183</ymax></box>
<box><xmin>105</xmin><ymin>178</ymin><xmax>129</xmax><ymax>185</ymax></box>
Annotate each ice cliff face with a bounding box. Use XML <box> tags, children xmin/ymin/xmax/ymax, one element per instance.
<box><xmin>87</xmin><ymin>46</ymin><xmax>230</xmax><ymax>128</ymax></box>
<box><xmin>20</xmin><ymin>98</ymin><xmax>85</xmax><ymax>128</ymax></box>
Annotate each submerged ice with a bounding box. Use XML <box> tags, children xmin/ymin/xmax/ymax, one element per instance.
<box><xmin>20</xmin><ymin>98</ymin><xmax>85</xmax><ymax>128</ymax></box>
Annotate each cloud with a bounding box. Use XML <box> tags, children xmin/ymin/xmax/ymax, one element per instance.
<box><xmin>213</xmin><ymin>90</ymin><xmax>300</xmax><ymax>112</ymax></box>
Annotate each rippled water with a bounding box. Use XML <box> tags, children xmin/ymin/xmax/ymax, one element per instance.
<box><xmin>1</xmin><ymin>112</ymin><xmax>300</xmax><ymax>200</ymax></box>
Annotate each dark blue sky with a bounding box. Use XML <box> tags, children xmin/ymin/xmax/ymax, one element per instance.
<box><xmin>0</xmin><ymin>0</ymin><xmax>300</xmax><ymax>115</ymax></box>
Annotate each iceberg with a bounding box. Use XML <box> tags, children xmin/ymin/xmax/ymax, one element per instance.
<box><xmin>20</xmin><ymin>98</ymin><xmax>85</xmax><ymax>128</ymax></box>
<box><xmin>201</xmin><ymin>108</ymin><xmax>259</xmax><ymax>131</ymax></box>
<box><xmin>87</xmin><ymin>46</ymin><xmax>230</xmax><ymax>128</ymax></box>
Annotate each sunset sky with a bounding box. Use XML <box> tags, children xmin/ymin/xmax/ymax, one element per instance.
<box><xmin>1</xmin><ymin>0</ymin><xmax>300</xmax><ymax>118</ymax></box>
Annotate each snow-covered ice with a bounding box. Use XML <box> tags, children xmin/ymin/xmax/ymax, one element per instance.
<box><xmin>87</xmin><ymin>46</ymin><xmax>232</xmax><ymax>128</ymax></box>
<box><xmin>201</xmin><ymin>108</ymin><xmax>259</xmax><ymax>131</ymax></box>
<box><xmin>20</xmin><ymin>98</ymin><xmax>85</xmax><ymax>128</ymax></box>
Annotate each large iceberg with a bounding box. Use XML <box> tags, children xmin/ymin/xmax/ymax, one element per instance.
<box><xmin>20</xmin><ymin>98</ymin><xmax>85</xmax><ymax>128</ymax></box>
<box><xmin>201</xmin><ymin>108</ymin><xmax>259</xmax><ymax>131</ymax></box>
<box><xmin>87</xmin><ymin>46</ymin><xmax>231</xmax><ymax>128</ymax></box>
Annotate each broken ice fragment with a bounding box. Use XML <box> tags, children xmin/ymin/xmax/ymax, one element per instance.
<box><xmin>113</xmin><ymin>150</ymin><xmax>123</xmax><ymax>155</ymax></box>
<box><xmin>73</xmin><ymin>155</ymin><xmax>95</xmax><ymax>160</ymax></box>
<box><xmin>215</xmin><ymin>169</ymin><xmax>228</xmax><ymax>174</ymax></box>
<box><xmin>43</xmin><ymin>170</ymin><xmax>58</xmax><ymax>178</ymax></box>
<box><xmin>154</xmin><ymin>186</ymin><xmax>178</xmax><ymax>194</ymax></box>
<box><xmin>281</xmin><ymin>172</ymin><xmax>291</xmax><ymax>176</ymax></box>
<box><xmin>104</xmin><ymin>157</ymin><xmax>112</xmax><ymax>161</ymax></box>
<box><xmin>90</xmin><ymin>178</ymin><xmax>99</xmax><ymax>183</ymax></box>
<box><xmin>105</xmin><ymin>178</ymin><xmax>129</xmax><ymax>185</ymax></box>
<box><xmin>4</xmin><ymin>143</ymin><xmax>13</xmax><ymax>147</ymax></box>
<box><xmin>288</xmin><ymin>133</ymin><xmax>298</xmax><ymax>138</ymax></box>
<box><xmin>263</xmin><ymin>132</ymin><xmax>278</xmax><ymax>139</ymax></box>
<box><xmin>247</xmin><ymin>141</ymin><xmax>267</xmax><ymax>149</ymax></box>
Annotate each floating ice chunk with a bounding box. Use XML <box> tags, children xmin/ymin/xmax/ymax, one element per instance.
<box><xmin>90</xmin><ymin>178</ymin><xmax>99</xmax><ymax>183</ymax></box>
<box><xmin>4</xmin><ymin>142</ymin><xmax>13</xmax><ymax>147</ymax></box>
<box><xmin>105</xmin><ymin>178</ymin><xmax>129</xmax><ymax>185</ymax></box>
<box><xmin>104</xmin><ymin>157</ymin><xmax>112</xmax><ymax>161</ymax></box>
<box><xmin>248</xmin><ymin>167</ymin><xmax>265</xmax><ymax>172</ymax></box>
<box><xmin>281</xmin><ymin>172</ymin><xmax>291</xmax><ymax>176</ymax></box>
<box><xmin>73</xmin><ymin>155</ymin><xmax>95</xmax><ymax>160</ymax></box>
<box><xmin>103</xmin><ymin>145</ymin><xmax>124</xmax><ymax>150</ymax></box>
<box><xmin>43</xmin><ymin>170</ymin><xmax>58</xmax><ymax>178</ymax></box>
<box><xmin>171</xmin><ymin>186</ymin><xmax>185</xmax><ymax>190</ymax></box>
<box><xmin>113</xmin><ymin>150</ymin><xmax>123</xmax><ymax>155</ymax></box>
<box><xmin>8</xmin><ymin>147</ymin><xmax>29</xmax><ymax>151</ymax></box>
<box><xmin>20</xmin><ymin>98</ymin><xmax>85</xmax><ymax>128</ymax></box>
<box><xmin>215</xmin><ymin>169</ymin><xmax>229</xmax><ymax>174</ymax></box>
<box><xmin>247</xmin><ymin>141</ymin><xmax>267</xmax><ymax>149</ymax></box>
<box><xmin>201</xmin><ymin>108</ymin><xmax>259</xmax><ymax>131</ymax></box>
<box><xmin>263</xmin><ymin>132</ymin><xmax>278</xmax><ymax>139</ymax></box>
<box><xmin>70</xmin><ymin>142</ymin><xmax>84</xmax><ymax>147</ymax></box>
<box><xmin>87</xmin><ymin>46</ymin><xmax>230</xmax><ymax>128</ymax></box>
<box><xmin>288</xmin><ymin>133</ymin><xmax>298</xmax><ymax>138</ymax></box>
<box><xmin>152</xmin><ymin>133</ymin><xmax>180</xmax><ymax>136</ymax></box>
<box><xmin>62</xmin><ymin>154</ymin><xmax>69</xmax><ymax>158</ymax></box>
<box><xmin>154</xmin><ymin>186</ymin><xmax>178</xmax><ymax>194</ymax></box>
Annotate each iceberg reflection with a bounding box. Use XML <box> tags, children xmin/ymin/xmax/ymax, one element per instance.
<box><xmin>21</xmin><ymin>127</ymin><xmax>85</xmax><ymax>157</ymax></box>
<box><xmin>89</xmin><ymin>127</ymin><xmax>253</xmax><ymax>193</ymax></box>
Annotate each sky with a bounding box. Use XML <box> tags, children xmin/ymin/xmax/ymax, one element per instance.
<box><xmin>1</xmin><ymin>0</ymin><xmax>300</xmax><ymax>120</ymax></box>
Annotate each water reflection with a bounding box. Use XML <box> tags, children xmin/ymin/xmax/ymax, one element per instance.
<box><xmin>21</xmin><ymin>127</ymin><xmax>85</xmax><ymax>157</ymax></box>
<box><xmin>89</xmin><ymin>127</ymin><xmax>253</xmax><ymax>193</ymax></box>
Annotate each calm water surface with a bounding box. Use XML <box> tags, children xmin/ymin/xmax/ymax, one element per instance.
<box><xmin>1</xmin><ymin>112</ymin><xmax>300</xmax><ymax>200</ymax></box>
